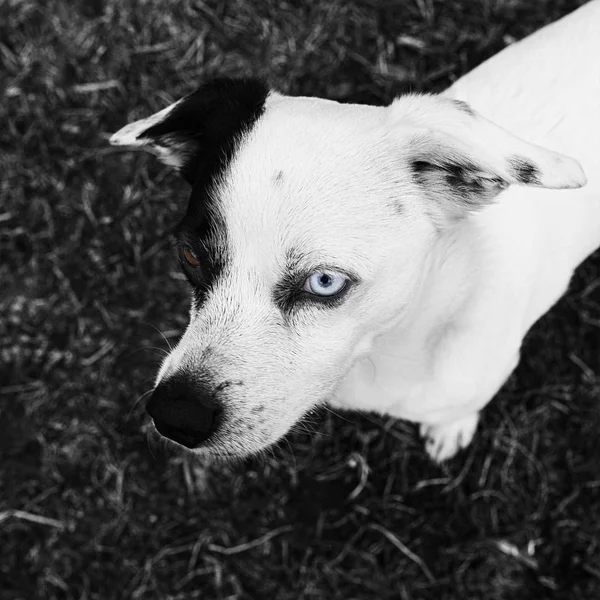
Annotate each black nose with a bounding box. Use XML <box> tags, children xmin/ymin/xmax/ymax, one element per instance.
<box><xmin>146</xmin><ymin>375</ymin><xmax>221</xmax><ymax>448</ymax></box>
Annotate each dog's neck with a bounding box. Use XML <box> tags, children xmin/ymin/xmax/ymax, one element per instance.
<box><xmin>334</xmin><ymin>212</ymin><xmax>494</xmax><ymax>416</ymax></box>
<box><xmin>397</xmin><ymin>214</ymin><xmax>487</xmax><ymax>350</ymax></box>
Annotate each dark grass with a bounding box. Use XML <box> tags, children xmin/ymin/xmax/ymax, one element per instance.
<box><xmin>1</xmin><ymin>0</ymin><xmax>599</xmax><ymax>598</ymax></box>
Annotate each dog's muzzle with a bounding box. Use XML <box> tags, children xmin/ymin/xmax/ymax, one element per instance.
<box><xmin>146</xmin><ymin>374</ymin><xmax>222</xmax><ymax>448</ymax></box>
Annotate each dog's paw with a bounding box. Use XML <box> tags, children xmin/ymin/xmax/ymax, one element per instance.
<box><xmin>420</xmin><ymin>414</ymin><xmax>479</xmax><ymax>463</ymax></box>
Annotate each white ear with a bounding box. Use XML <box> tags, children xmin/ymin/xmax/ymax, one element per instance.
<box><xmin>110</xmin><ymin>100</ymin><xmax>187</xmax><ymax>169</ymax></box>
<box><xmin>391</xmin><ymin>94</ymin><xmax>586</xmax><ymax>219</ymax></box>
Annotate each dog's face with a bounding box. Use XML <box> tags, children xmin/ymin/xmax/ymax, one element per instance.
<box><xmin>111</xmin><ymin>77</ymin><xmax>584</xmax><ymax>458</ymax></box>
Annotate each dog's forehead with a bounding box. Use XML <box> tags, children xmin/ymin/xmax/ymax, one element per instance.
<box><xmin>214</xmin><ymin>95</ymin><xmax>401</xmax><ymax>248</ymax></box>
<box><xmin>247</xmin><ymin>93</ymin><xmax>389</xmax><ymax>163</ymax></box>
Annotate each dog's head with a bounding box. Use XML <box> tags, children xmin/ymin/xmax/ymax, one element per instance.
<box><xmin>111</xmin><ymin>77</ymin><xmax>585</xmax><ymax>458</ymax></box>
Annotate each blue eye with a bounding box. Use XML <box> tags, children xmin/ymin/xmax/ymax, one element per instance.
<box><xmin>303</xmin><ymin>271</ymin><xmax>348</xmax><ymax>297</ymax></box>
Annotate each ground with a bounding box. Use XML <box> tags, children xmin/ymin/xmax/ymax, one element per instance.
<box><xmin>1</xmin><ymin>0</ymin><xmax>599</xmax><ymax>598</ymax></box>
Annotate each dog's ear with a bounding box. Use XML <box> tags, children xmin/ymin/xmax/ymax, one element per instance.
<box><xmin>392</xmin><ymin>95</ymin><xmax>586</xmax><ymax>222</ymax></box>
<box><xmin>110</xmin><ymin>78</ymin><xmax>270</xmax><ymax>184</ymax></box>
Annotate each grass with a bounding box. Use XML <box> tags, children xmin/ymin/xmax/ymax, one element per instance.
<box><xmin>1</xmin><ymin>0</ymin><xmax>599</xmax><ymax>598</ymax></box>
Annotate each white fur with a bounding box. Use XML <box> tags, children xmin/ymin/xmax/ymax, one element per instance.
<box><xmin>116</xmin><ymin>1</ymin><xmax>600</xmax><ymax>461</ymax></box>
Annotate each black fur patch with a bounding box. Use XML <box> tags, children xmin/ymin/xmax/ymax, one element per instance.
<box><xmin>410</xmin><ymin>158</ymin><xmax>507</xmax><ymax>211</ymax></box>
<box><xmin>410</xmin><ymin>160</ymin><xmax>435</xmax><ymax>178</ymax></box>
<box><xmin>411</xmin><ymin>159</ymin><xmax>489</xmax><ymax>201</ymax></box>
<box><xmin>507</xmin><ymin>155</ymin><xmax>541</xmax><ymax>185</ymax></box>
<box><xmin>450</xmin><ymin>98</ymin><xmax>476</xmax><ymax>117</ymax></box>
<box><xmin>153</xmin><ymin>77</ymin><xmax>269</xmax><ymax>303</ymax></box>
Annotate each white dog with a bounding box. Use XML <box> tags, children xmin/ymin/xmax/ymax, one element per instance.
<box><xmin>110</xmin><ymin>1</ymin><xmax>600</xmax><ymax>462</ymax></box>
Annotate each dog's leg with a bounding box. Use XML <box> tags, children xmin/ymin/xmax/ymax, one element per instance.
<box><xmin>418</xmin><ymin>351</ymin><xmax>520</xmax><ymax>462</ymax></box>
<box><xmin>420</xmin><ymin>413</ymin><xmax>480</xmax><ymax>463</ymax></box>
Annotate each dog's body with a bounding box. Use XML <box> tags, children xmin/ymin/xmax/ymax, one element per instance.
<box><xmin>335</xmin><ymin>0</ymin><xmax>600</xmax><ymax>458</ymax></box>
<box><xmin>111</xmin><ymin>1</ymin><xmax>600</xmax><ymax>461</ymax></box>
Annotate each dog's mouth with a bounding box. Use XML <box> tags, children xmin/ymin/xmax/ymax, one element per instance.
<box><xmin>152</xmin><ymin>420</ymin><xmax>250</xmax><ymax>460</ymax></box>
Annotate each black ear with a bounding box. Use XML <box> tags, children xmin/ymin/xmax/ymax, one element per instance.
<box><xmin>110</xmin><ymin>77</ymin><xmax>270</xmax><ymax>185</ymax></box>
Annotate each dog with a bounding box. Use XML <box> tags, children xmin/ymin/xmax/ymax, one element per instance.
<box><xmin>110</xmin><ymin>1</ymin><xmax>600</xmax><ymax>462</ymax></box>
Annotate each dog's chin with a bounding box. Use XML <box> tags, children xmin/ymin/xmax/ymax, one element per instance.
<box><xmin>150</xmin><ymin>426</ymin><xmax>266</xmax><ymax>461</ymax></box>
<box><xmin>153</xmin><ymin>421</ymin><xmax>205</xmax><ymax>449</ymax></box>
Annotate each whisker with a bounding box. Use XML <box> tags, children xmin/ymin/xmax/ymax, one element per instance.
<box><xmin>322</xmin><ymin>403</ymin><xmax>354</xmax><ymax>423</ymax></box>
<box><xmin>142</xmin><ymin>345</ymin><xmax>171</xmax><ymax>358</ymax></box>
<box><xmin>287</xmin><ymin>439</ymin><xmax>298</xmax><ymax>472</ymax></box>
<box><xmin>128</xmin><ymin>388</ymin><xmax>154</xmax><ymax>420</ymax></box>
<box><xmin>120</xmin><ymin>346</ymin><xmax>166</xmax><ymax>363</ymax></box>
<box><xmin>142</xmin><ymin>321</ymin><xmax>175</xmax><ymax>353</ymax></box>
<box><xmin>146</xmin><ymin>429</ymin><xmax>157</xmax><ymax>460</ymax></box>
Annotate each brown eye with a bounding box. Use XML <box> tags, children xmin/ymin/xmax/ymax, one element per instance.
<box><xmin>182</xmin><ymin>245</ymin><xmax>201</xmax><ymax>268</ymax></box>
